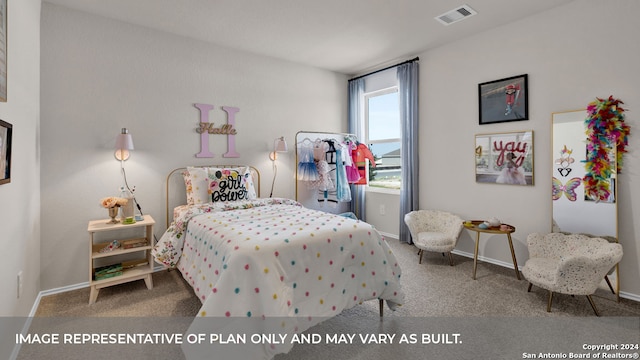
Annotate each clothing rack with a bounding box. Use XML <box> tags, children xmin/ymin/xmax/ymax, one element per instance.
<box><xmin>295</xmin><ymin>130</ymin><xmax>357</xmax><ymax>214</ymax></box>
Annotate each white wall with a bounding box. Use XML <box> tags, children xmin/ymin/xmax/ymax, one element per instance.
<box><xmin>366</xmin><ymin>191</ymin><xmax>399</xmax><ymax>237</ymax></box>
<box><xmin>419</xmin><ymin>0</ymin><xmax>640</xmax><ymax>297</ymax></box>
<box><xmin>39</xmin><ymin>1</ymin><xmax>640</xmax><ymax>300</ymax></box>
<box><xmin>0</xmin><ymin>1</ymin><xmax>41</xmax><ymax>357</ymax></box>
<box><xmin>40</xmin><ymin>4</ymin><xmax>347</xmax><ymax>290</ymax></box>
<box><xmin>0</xmin><ymin>0</ymin><xmax>41</xmax><ymax>317</ymax></box>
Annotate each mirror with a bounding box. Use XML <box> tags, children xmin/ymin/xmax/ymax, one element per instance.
<box><xmin>552</xmin><ymin>110</ymin><xmax>619</xmax><ymax>300</ymax></box>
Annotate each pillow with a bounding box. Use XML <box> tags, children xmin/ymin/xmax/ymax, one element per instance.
<box><xmin>236</xmin><ymin>167</ymin><xmax>258</xmax><ymax>200</ymax></box>
<box><xmin>208</xmin><ymin>166</ymin><xmax>257</xmax><ymax>202</ymax></box>
<box><xmin>183</xmin><ymin>167</ymin><xmax>212</xmax><ymax>205</ymax></box>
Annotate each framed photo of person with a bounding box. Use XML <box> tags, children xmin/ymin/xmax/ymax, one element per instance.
<box><xmin>478</xmin><ymin>74</ymin><xmax>528</xmax><ymax>125</ymax></box>
<box><xmin>475</xmin><ymin>130</ymin><xmax>534</xmax><ymax>186</ymax></box>
<box><xmin>0</xmin><ymin>119</ymin><xmax>11</xmax><ymax>185</ymax></box>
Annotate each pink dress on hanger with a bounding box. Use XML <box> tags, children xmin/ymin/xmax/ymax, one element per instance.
<box><xmin>345</xmin><ymin>141</ymin><xmax>361</xmax><ymax>183</ymax></box>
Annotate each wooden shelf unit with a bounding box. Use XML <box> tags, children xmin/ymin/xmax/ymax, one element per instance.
<box><xmin>87</xmin><ymin>215</ymin><xmax>155</xmax><ymax>304</ymax></box>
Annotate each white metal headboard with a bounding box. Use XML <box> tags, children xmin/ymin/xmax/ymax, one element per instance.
<box><xmin>165</xmin><ymin>165</ymin><xmax>261</xmax><ymax>229</ymax></box>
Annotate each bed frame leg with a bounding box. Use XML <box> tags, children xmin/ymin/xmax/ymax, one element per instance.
<box><xmin>379</xmin><ymin>299</ymin><xmax>384</xmax><ymax>318</ymax></box>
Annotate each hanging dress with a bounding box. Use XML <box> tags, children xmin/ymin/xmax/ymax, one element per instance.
<box><xmin>307</xmin><ymin>160</ymin><xmax>334</xmax><ymax>191</ymax></box>
<box><xmin>297</xmin><ymin>141</ymin><xmax>320</xmax><ymax>181</ymax></box>
<box><xmin>344</xmin><ymin>141</ymin><xmax>361</xmax><ymax>183</ymax></box>
<box><xmin>313</xmin><ymin>139</ymin><xmax>326</xmax><ymax>162</ymax></box>
<box><xmin>335</xmin><ymin>144</ymin><xmax>352</xmax><ymax>202</ymax></box>
<box><xmin>324</xmin><ymin>140</ymin><xmax>337</xmax><ymax>164</ymax></box>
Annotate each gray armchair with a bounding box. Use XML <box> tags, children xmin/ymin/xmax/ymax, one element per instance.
<box><xmin>404</xmin><ymin>210</ymin><xmax>464</xmax><ymax>265</ymax></box>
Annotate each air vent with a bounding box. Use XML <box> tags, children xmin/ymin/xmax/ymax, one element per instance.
<box><xmin>435</xmin><ymin>4</ymin><xmax>477</xmax><ymax>26</ymax></box>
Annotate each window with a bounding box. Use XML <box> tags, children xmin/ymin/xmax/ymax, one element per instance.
<box><xmin>365</xmin><ymin>87</ymin><xmax>401</xmax><ymax>191</ymax></box>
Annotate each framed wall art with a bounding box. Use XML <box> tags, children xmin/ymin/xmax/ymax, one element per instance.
<box><xmin>478</xmin><ymin>74</ymin><xmax>528</xmax><ymax>125</ymax></box>
<box><xmin>475</xmin><ymin>130</ymin><xmax>534</xmax><ymax>186</ymax></box>
<box><xmin>0</xmin><ymin>0</ymin><xmax>6</xmax><ymax>102</ymax></box>
<box><xmin>0</xmin><ymin>119</ymin><xmax>11</xmax><ymax>184</ymax></box>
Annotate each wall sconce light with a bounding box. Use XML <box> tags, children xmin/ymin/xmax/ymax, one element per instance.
<box><xmin>269</xmin><ymin>136</ymin><xmax>288</xmax><ymax>197</ymax></box>
<box><xmin>269</xmin><ymin>136</ymin><xmax>288</xmax><ymax>161</ymax></box>
<box><xmin>113</xmin><ymin>127</ymin><xmax>144</xmax><ymax>221</ymax></box>
<box><xmin>114</xmin><ymin>128</ymin><xmax>134</xmax><ymax>161</ymax></box>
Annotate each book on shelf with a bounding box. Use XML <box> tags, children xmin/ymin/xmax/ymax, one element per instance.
<box><xmin>94</xmin><ymin>263</ymin><xmax>123</xmax><ymax>280</ymax></box>
<box><xmin>122</xmin><ymin>259</ymin><xmax>149</xmax><ymax>269</ymax></box>
<box><xmin>94</xmin><ymin>271</ymin><xmax>123</xmax><ymax>281</ymax></box>
<box><xmin>95</xmin><ymin>263</ymin><xmax>122</xmax><ymax>275</ymax></box>
<box><xmin>122</xmin><ymin>238</ymin><xmax>148</xmax><ymax>249</ymax></box>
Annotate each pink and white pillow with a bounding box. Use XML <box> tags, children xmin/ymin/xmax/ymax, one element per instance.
<box><xmin>183</xmin><ymin>166</ymin><xmax>257</xmax><ymax>205</ymax></box>
<box><xmin>183</xmin><ymin>166</ymin><xmax>210</xmax><ymax>205</ymax></box>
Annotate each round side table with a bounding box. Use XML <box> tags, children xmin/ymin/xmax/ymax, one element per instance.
<box><xmin>463</xmin><ymin>220</ymin><xmax>521</xmax><ymax>280</ymax></box>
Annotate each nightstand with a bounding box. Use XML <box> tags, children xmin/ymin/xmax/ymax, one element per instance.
<box><xmin>87</xmin><ymin>215</ymin><xmax>155</xmax><ymax>304</ymax></box>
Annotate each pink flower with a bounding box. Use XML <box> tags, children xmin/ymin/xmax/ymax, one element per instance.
<box><xmin>100</xmin><ymin>196</ymin><xmax>128</xmax><ymax>208</ymax></box>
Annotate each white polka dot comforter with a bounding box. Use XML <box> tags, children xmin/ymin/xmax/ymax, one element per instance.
<box><xmin>153</xmin><ymin>198</ymin><xmax>404</xmax><ymax>359</ymax></box>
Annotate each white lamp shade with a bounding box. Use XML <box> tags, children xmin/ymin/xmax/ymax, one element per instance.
<box><xmin>269</xmin><ymin>136</ymin><xmax>288</xmax><ymax>161</ymax></box>
<box><xmin>115</xmin><ymin>128</ymin><xmax>134</xmax><ymax>150</ymax></box>
<box><xmin>114</xmin><ymin>128</ymin><xmax>134</xmax><ymax>161</ymax></box>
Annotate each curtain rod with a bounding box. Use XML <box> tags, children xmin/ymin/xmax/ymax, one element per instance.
<box><xmin>349</xmin><ymin>57</ymin><xmax>419</xmax><ymax>82</ymax></box>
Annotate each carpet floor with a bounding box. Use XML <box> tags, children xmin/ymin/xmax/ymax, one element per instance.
<box><xmin>17</xmin><ymin>239</ymin><xmax>640</xmax><ymax>359</ymax></box>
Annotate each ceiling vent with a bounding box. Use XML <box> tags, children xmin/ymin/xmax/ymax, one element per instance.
<box><xmin>435</xmin><ymin>4</ymin><xmax>477</xmax><ymax>26</ymax></box>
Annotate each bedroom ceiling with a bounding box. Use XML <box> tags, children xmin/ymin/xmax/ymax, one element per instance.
<box><xmin>43</xmin><ymin>0</ymin><xmax>574</xmax><ymax>75</ymax></box>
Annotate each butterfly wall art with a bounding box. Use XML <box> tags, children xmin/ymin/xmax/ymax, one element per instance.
<box><xmin>552</xmin><ymin>177</ymin><xmax>582</xmax><ymax>201</ymax></box>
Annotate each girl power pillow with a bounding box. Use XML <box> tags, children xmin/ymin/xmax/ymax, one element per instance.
<box><xmin>209</xmin><ymin>167</ymin><xmax>257</xmax><ymax>202</ymax></box>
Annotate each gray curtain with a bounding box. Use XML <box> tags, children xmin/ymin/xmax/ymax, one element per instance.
<box><xmin>347</xmin><ymin>78</ymin><xmax>365</xmax><ymax>220</ymax></box>
<box><xmin>397</xmin><ymin>61</ymin><xmax>419</xmax><ymax>244</ymax></box>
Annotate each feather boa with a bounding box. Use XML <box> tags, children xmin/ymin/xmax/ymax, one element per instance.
<box><xmin>583</xmin><ymin>96</ymin><xmax>630</xmax><ymax>202</ymax></box>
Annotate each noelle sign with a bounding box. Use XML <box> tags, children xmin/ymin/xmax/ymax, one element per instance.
<box><xmin>194</xmin><ymin>103</ymin><xmax>240</xmax><ymax>158</ymax></box>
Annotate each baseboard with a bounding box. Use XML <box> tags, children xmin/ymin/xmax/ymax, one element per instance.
<box><xmin>619</xmin><ymin>291</ymin><xmax>640</xmax><ymax>302</ymax></box>
<box><xmin>34</xmin><ymin>282</ymin><xmax>88</xmax><ymax>310</ymax></box>
<box><xmin>377</xmin><ymin>231</ymin><xmax>399</xmax><ymax>241</ymax></box>
<box><xmin>452</xmin><ymin>249</ymin><xmax>519</xmax><ymax>270</ymax></box>
<box><xmin>27</xmin><ymin>265</ymin><xmax>167</xmax><ymax>315</ymax></box>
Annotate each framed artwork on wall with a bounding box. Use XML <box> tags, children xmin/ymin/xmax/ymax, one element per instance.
<box><xmin>0</xmin><ymin>0</ymin><xmax>6</xmax><ymax>102</ymax></box>
<box><xmin>0</xmin><ymin>119</ymin><xmax>11</xmax><ymax>185</ymax></box>
<box><xmin>475</xmin><ymin>130</ymin><xmax>534</xmax><ymax>186</ymax></box>
<box><xmin>478</xmin><ymin>74</ymin><xmax>528</xmax><ymax>125</ymax></box>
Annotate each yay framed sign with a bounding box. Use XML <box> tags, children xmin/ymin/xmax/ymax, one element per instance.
<box><xmin>474</xmin><ymin>130</ymin><xmax>534</xmax><ymax>186</ymax></box>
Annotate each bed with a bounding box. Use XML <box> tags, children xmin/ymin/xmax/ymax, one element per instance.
<box><xmin>153</xmin><ymin>165</ymin><xmax>404</xmax><ymax>359</ymax></box>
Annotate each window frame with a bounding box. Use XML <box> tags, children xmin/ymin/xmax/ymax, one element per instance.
<box><xmin>364</xmin><ymin>86</ymin><xmax>401</xmax><ymax>194</ymax></box>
